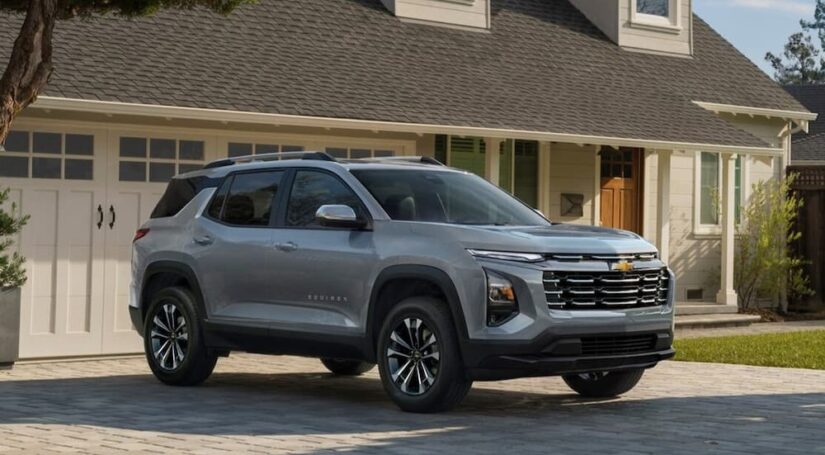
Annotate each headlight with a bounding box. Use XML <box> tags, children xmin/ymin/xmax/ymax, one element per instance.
<box><xmin>486</xmin><ymin>270</ymin><xmax>519</xmax><ymax>326</ymax></box>
<box><xmin>468</xmin><ymin>249</ymin><xmax>544</xmax><ymax>263</ymax></box>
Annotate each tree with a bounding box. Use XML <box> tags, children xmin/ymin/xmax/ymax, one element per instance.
<box><xmin>0</xmin><ymin>0</ymin><xmax>251</xmax><ymax>147</ymax></box>
<box><xmin>765</xmin><ymin>0</ymin><xmax>825</xmax><ymax>84</ymax></box>
<box><xmin>0</xmin><ymin>188</ymin><xmax>29</xmax><ymax>289</ymax></box>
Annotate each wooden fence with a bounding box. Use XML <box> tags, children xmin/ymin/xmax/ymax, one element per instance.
<box><xmin>789</xmin><ymin>166</ymin><xmax>825</xmax><ymax>312</ymax></box>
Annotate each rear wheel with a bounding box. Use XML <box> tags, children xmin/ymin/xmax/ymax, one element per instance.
<box><xmin>377</xmin><ymin>297</ymin><xmax>472</xmax><ymax>413</ymax></box>
<box><xmin>320</xmin><ymin>358</ymin><xmax>375</xmax><ymax>376</ymax></box>
<box><xmin>144</xmin><ymin>286</ymin><xmax>217</xmax><ymax>386</ymax></box>
<box><xmin>562</xmin><ymin>369</ymin><xmax>645</xmax><ymax>398</ymax></box>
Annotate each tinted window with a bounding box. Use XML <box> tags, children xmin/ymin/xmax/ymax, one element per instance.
<box><xmin>207</xmin><ymin>177</ymin><xmax>232</xmax><ymax>219</ymax></box>
<box><xmin>217</xmin><ymin>171</ymin><xmax>283</xmax><ymax>226</ymax></box>
<box><xmin>151</xmin><ymin>176</ymin><xmax>220</xmax><ymax>219</ymax></box>
<box><xmin>352</xmin><ymin>169</ymin><xmax>549</xmax><ymax>226</ymax></box>
<box><xmin>286</xmin><ymin>171</ymin><xmax>362</xmax><ymax>227</ymax></box>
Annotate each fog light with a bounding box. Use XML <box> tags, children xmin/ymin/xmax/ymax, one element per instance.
<box><xmin>486</xmin><ymin>270</ymin><xmax>518</xmax><ymax>326</ymax></box>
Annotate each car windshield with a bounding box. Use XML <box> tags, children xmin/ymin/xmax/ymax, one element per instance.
<box><xmin>351</xmin><ymin>168</ymin><xmax>550</xmax><ymax>226</ymax></box>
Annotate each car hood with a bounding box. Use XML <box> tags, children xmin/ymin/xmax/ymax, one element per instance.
<box><xmin>411</xmin><ymin>223</ymin><xmax>657</xmax><ymax>255</ymax></box>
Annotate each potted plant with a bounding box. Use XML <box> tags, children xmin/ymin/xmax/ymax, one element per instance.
<box><xmin>0</xmin><ymin>187</ymin><xmax>29</xmax><ymax>369</ymax></box>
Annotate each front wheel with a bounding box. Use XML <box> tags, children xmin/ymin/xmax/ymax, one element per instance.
<box><xmin>562</xmin><ymin>369</ymin><xmax>645</xmax><ymax>398</ymax></box>
<box><xmin>377</xmin><ymin>297</ymin><xmax>472</xmax><ymax>413</ymax></box>
<box><xmin>144</xmin><ymin>286</ymin><xmax>217</xmax><ymax>386</ymax></box>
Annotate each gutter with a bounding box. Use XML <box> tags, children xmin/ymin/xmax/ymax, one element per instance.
<box><xmin>32</xmin><ymin>96</ymin><xmax>785</xmax><ymax>156</ymax></box>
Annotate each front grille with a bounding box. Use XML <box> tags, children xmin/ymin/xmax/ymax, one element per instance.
<box><xmin>581</xmin><ymin>335</ymin><xmax>657</xmax><ymax>356</ymax></box>
<box><xmin>544</xmin><ymin>268</ymin><xmax>669</xmax><ymax>310</ymax></box>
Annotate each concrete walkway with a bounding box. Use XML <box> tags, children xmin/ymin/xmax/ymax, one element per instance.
<box><xmin>1</xmin><ymin>353</ymin><xmax>825</xmax><ymax>454</ymax></box>
<box><xmin>677</xmin><ymin>319</ymin><xmax>825</xmax><ymax>339</ymax></box>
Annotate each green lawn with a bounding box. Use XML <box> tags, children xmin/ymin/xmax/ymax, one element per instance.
<box><xmin>674</xmin><ymin>330</ymin><xmax>825</xmax><ymax>370</ymax></box>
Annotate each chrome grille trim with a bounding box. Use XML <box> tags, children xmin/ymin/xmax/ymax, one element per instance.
<box><xmin>548</xmin><ymin>253</ymin><xmax>658</xmax><ymax>262</ymax></box>
<box><xmin>545</xmin><ymin>268</ymin><xmax>670</xmax><ymax>310</ymax></box>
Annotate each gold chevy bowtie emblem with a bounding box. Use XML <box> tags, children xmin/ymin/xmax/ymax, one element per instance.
<box><xmin>614</xmin><ymin>260</ymin><xmax>635</xmax><ymax>272</ymax></box>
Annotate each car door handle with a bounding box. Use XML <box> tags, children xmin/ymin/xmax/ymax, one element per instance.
<box><xmin>193</xmin><ymin>235</ymin><xmax>214</xmax><ymax>246</ymax></box>
<box><xmin>275</xmin><ymin>241</ymin><xmax>298</xmax><ymax>252</ymax></box>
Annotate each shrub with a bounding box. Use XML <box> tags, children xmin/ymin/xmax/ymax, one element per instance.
<box><xmin>0</xmin><ymin>188</ymin><xmax>29</xmax><ymax>289</ymax></box>
<box><xmin>735</xmin><ymin>174</ymin><xmax>811</xmax><ymax>311</ymax></box>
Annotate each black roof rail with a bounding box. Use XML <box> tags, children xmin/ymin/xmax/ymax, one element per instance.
<box><xmin>356</xmin><ymin>156</ymin><xmax>445</xmax><ymax>166</ymax></box>
<box><xmin>204</xmin><ymin>151</ymin><xmax>336</xmax><ymax>169</ymax></box>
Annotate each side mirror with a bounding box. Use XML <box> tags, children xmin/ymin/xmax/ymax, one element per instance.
<box><xmin>315</xmin><ymin>204</ymin><xmax>366</xmax><ymax>229</ymax></box>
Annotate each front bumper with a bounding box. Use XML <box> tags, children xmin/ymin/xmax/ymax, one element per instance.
<box><xmin>464</xmin><ymin>330</ymin><xmax>674</xmax><ymax>381</ymax></box>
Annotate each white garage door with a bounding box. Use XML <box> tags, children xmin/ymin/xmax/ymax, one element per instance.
<box><xmin>1</xmin><ymin>127</ymin><xmax>211</xmax><ymax>358</ymax></box>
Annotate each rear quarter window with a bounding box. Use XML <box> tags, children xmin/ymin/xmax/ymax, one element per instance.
<box><xmin>151</xmin><ymin>176</ymin><xmax>219</xmax><ymax>218</ymax></box>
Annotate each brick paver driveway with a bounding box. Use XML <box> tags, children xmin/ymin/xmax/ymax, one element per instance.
<box><xmin>1</xmin><ymin>354</ymin><xmax>824</xmax><ymax>454</ymax></box>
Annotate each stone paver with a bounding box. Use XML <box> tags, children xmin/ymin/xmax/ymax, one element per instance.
<box><xmin>677</xmin><ymin>320</ymin><xmax>825</xmax><ymax>339</ymax></box>
<box><xmin>1</xmin><ymin>354</ymin><xmax>824</xmax><ymax>454</ymax></box>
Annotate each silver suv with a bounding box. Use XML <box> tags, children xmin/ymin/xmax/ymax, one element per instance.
<box><xmin>130</xmin><ymin>151</ymin><xmax>675</xmax><ymax>413</ymax></box>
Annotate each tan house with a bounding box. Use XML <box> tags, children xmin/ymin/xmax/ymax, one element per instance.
<box><xmin>0</xmin><ymin>0</ymin><xmax>815</xmax><ymax>358</ymax></box>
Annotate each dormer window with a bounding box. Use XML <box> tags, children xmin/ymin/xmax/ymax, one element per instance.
<box><xmin>631</xmin><ymin>0</ymin><xmax>681</xmax><ymax>33</ymax></box>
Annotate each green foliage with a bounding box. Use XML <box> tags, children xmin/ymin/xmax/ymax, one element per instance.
<box><xmin>734</xmin><ymin>175</ymin><xmax>811</xmax><ymax>311</ymax></box>
<box><xmin>0</xmin><ymin>0</ymin><xmax>254</xmax><ymax>19</ymax></box>
<box><xmin>674</xmin><ymin>330</ymin><xmax>825</xmax><ymax>370</ymax></box>
<box><xmin>765</xmin><ymin>0</ymin><xmax>825</xmax><ymax>84</ymax></box>
<box><xmin>0</xmin><ymin>188</ymin><xmax>29</xmax><ymax>289</ymax></box>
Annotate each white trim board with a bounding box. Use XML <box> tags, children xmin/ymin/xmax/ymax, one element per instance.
<box><xmin>31</xmin><ymin>97</ymin><xmax>786</xmax><ymax>156</ymax></box>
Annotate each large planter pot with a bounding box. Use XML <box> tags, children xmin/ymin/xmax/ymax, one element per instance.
<box><xmin>0</xmin><ymin>287</ymin><xmax>21</xmax><ymax>369</ymax></box>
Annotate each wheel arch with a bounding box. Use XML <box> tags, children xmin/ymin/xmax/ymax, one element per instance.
<box><xmin>366</xmin><ymin>265</ymin><xmax>470</xmax><ymax>362</ymax></box>
<box><xmin>139</xmin><ymin>261</ymin><xmax>207</xmax><ymax>328</ymax></box>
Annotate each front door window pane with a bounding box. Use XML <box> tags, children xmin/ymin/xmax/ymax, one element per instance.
<box><xmin>637</xmin><ymin>0</ymin><xmax>669</xmax><ymax>17</ymax></box>
<box><xmin>286</xmin><ymin>171</ymin><xmax>362</xmax><ymax>227</ymax></box>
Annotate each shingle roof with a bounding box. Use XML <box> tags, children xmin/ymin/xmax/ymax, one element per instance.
<box><xmin>790</xmin><ymin>131</ymin><xmax>825</xmax><ymax>161</ymax></box>
<box><xmin>0</xmin><ymin>0</ymin><xmax>808</xmax><ymax>149</ymax></box>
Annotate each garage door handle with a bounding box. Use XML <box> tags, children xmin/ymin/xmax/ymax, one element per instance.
<box><xmin>108</xmin><ymin>205</ymin><xmax>116</xmax><ymax>229</ymax></box>
<box><xmin>97</xmin><ymin>205</ymin><xmax>104</xmax><ymax>230</ymax></box>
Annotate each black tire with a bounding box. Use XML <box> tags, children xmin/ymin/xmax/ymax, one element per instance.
<box><xmin>377</xmin><ymin>296</ymin><xmax>472</xmax><ymax>413</ymax></box>
<box><xmin>563</xmin><ymin>369</ymin><xmax>645</xmax><ymax>398</ymax></box>
<box><xmin>143</xmin><ymin>286</ymin><xmax>217</xmax><ymax>386</ymax></box>
<box><xmin>320</xmin><ymin>358</ymin><xmax>375</xmax><ymax>376</ymax></box>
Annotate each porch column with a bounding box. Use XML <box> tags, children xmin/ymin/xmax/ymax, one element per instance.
<box><xmin>655</xmin><ymin>150</ymin><xmax>672</xmax><ymax>263</ymax></box>
<box><xmin>537</xmin><ymin>142</ymin><xmax>552</xmax><ymax>217</ymax></box>
<box><xmin>716</xmin><ymin>153</ymin><xmax>739</xmax><ymax>306</ymax></box>
<box><xmin>484</xmin><ymin>137</ymin><xmax>502</xmax><ymax>186</ymax></box>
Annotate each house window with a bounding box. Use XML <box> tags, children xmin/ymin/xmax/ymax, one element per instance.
<box><xmin>0</xmin><ymin>130</ymin><xmax>95</xmax><ymax>180</ymax></box>
<box><xmin>697</xmin><ymin>152</ymin><xmax>743</xmax><ymax>234</ymax></box>
<box><xmin>631</xmin><ymin>0</ymin><xmax>680</xmax><ymax>31</ymax></box>
<box><xmin>119</xmin><ymin>136</ymin><xmax>205</xmax><ymax>183</ymax></box>
<box><xmin>637</xmin><ymin>0</ymin><xmax>669</xmax><ymax>17</ymax></box>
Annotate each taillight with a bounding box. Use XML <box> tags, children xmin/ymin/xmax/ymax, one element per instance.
<box><xmin>133</xmin><ymin>228</ymin><xmax>150</xmax><ymax>243</ymax></box>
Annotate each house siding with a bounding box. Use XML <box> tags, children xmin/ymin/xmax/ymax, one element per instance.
<box><xmin>546</xmin><ymin>143</ymin><xmax>597</xmax><ymax>225</ymax></box>
<box><xmin>619</xmin><ymin>0</ymin><xmax>692</xmax><ymax>56</ymax></box>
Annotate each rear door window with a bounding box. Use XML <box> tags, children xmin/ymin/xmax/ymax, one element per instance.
<box><xmin>207</xmin><ymin>171</ymin><xmax>284</xmax><ymax>226</ymax></box>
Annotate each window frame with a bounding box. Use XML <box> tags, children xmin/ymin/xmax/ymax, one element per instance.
<box><xmin>203</xmin><ymin>169</ymin><xmax>288</xmax><ymax>229</ymax></box>
<box><xmin>281</xmin><ymin>168</ymin><xmax>372</xmax><ymax>231</ymax></box>
<box><xmin>693</xmin><ymin>152</ymin><xmax>748</xmax><ymax>237</ymax></box>
<box><xmin>630</xmin><ymin>0</ymin><xmax>682</xmax><ymax>33</ymax></box>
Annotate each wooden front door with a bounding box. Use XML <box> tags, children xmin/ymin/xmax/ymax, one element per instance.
<box><xmin>600</xmin><ymin>147</ymin><xmax>643</xmax><ymax>234</ymax></box>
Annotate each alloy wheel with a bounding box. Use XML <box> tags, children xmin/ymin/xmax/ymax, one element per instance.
<box><xmin>386</xmin><ymin>317</ymin><xmax>440</xmax><ymax>396</ymax></box>
<box><xmin>150</xmin><ymin>302</ymin><xmax>189</xmax><ymax>371</ymax></box>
